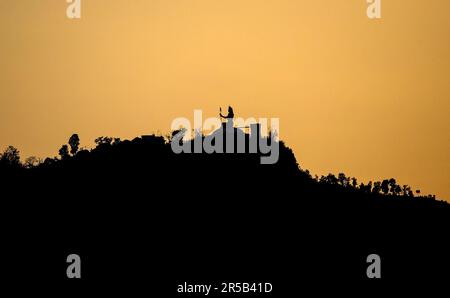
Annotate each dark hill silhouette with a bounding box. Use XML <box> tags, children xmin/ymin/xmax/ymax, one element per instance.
<box><xmin>1</xmin><ymin>132</ymin><xmax>449</xmax><ymax>294</ymax></box>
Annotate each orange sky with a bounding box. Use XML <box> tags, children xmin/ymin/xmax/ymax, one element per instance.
<box><xmin>1</xmin><ymin>1</ymin><xmax>449</xmax><ymax>200</ymax></box>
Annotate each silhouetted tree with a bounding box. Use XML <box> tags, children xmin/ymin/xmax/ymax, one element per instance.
<box><xmin>388</xmin><ymin>178</ymin><xmax>397</xmax><ymax>195</ymax></box>
<box><xmin>24</xmin><ymin>156</ymin><xmax>42</xmax><ymax>169</ymax></box>
<box><xmin>43</xmin><ymin>157</ymin><xmax>57</xmax><ymax>166</ymax></box>
<box><xmin>359</xmin><ymin>183</ymin><xmax>365</xmax><ymax>192</ymax></box>
<box><xmin>393</xmin><ymin>184</ymin><xmax>402</xmax><ymax>196</ymax></box>
<box><xmin>351</xmin><ymin>177</ymin><xmax>358</xmax><ymax>188</ymax></box>
<box><xmin>59</xmin><ymin>145</ymin><xmax>70</xmax><ymax>160</ymax></box>
<box><xmin>381</xmin><ymin>179</ymin><xmax>390</xmax><ymax>195</ymax></box>
<box><xmin>68</xmin><ymin>134</ymin><xmax>80</xmax><ymax>156</ymax></box>
<box><xmin>359</xmin><ymin>181</ymin><xmax>372</xmax><ymax>194</ymax></box>
<box><xmin>0</xmin><ymin>146</ymin><xmax>21</xmax><ymax>167</ymax></box>
<box><xmin>95</xmin><ymin>136</ymin><xmax>113</xmax><ymax>146</ymax></box>
<box><xmin>338</xmin><ymin>173</ymin><xmax>349</xmax><ymax>187</ymax></box>
<box><xmin>328</xmin><ymin>173</ymin><xmax>338</xmax><ymax>185</ymax></box>
<box><xmin>372</xmin><ymin>181</ymin><xmax>381</xmax><ymax>194</ymax></box>
<box><xmin>304</xmin><ymin>169</ymin><xmax>311</xmax><ymax>179</ymax></box>
<box><xmin>402</xmin><ymin>185</ymin><xmax>413</xmax><ymax>197</ymax></box>
<box><xmin>320</xmin><ymin>173</ymin><xmax>338</xmax><ymax>185</ymax></box>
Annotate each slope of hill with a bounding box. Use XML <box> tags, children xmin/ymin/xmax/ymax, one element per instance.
<box><xmin>1</xmin><ymin>134</ymin><xmax>449</xmax><ymax>294</ymax></box>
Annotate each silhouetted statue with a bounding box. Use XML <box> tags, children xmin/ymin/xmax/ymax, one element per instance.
<box><xmin>220</xmin><ymin>106</ymin><xmax>235</xmax><ymax>135</ymax></box>
<box><xmin>220</xmin><ymin>106</ymin><xmax>234</xmax><ymax>121</ymax></box>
